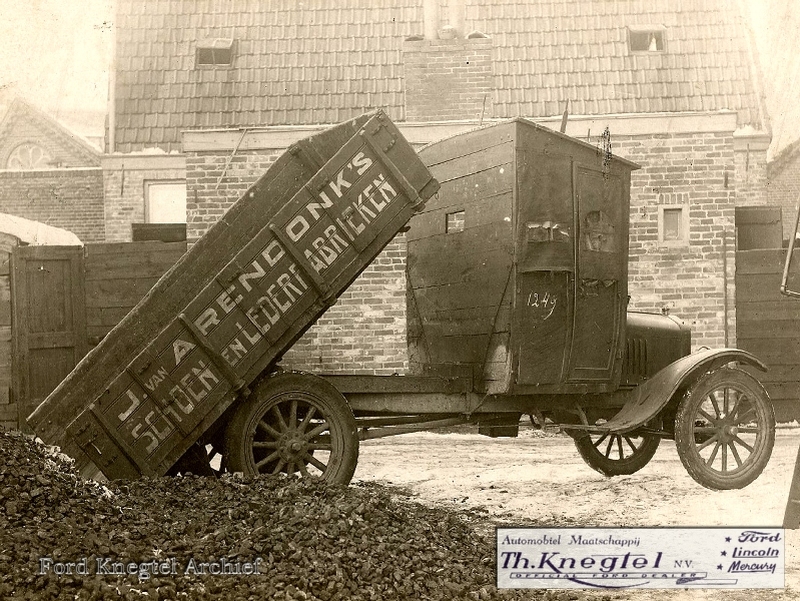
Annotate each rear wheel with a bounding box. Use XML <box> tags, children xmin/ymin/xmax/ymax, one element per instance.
<box><xmin>573</xmin><ymin>429</ymin><xmax>661</xmax><ymax>476</ymax></box>
<box><xmin>675</xmin><ymin>367</ymin><xmax>774</xmax><ymax>490</ymax></box>
<box><xmin>225</xmin><ymin>372</ymin><xmax>359</xmax><ymax>485</ymax></box>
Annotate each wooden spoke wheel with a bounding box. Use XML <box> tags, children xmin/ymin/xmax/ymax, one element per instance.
<box><xmin>675</xmin><ymin>367</ymin><xmax>775</xmax><ymax>490</ymax></box>
<box><xmin>225</xmin><ymin>372</ymin><xmax>359</xmax><ymax>485</ymax></box>
<box><xmin>573</xmin><ymin>429</ymin><xmax>661</xmax><ymax>476</ymax></box>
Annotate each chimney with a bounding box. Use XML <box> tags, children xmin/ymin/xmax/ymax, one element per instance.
<box><xmin>404</xmin><ymin>0</ymin><xmax>493</xmax><ymax>122</ymax></box>
<box><xmin>422</xmin><ymin>0</ymin><xmax>440</xmax><ymax>40</ymax></box>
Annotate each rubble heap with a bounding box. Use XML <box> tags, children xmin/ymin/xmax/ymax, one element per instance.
<box><xmin>0</xmin><ymin>429</ymin><xmax>555</xmax><ymax>601</ymax></box>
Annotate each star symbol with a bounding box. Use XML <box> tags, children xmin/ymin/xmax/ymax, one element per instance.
<box><xmin>725</xmin><ymin>537</ymin><xmax>731</xmax><ymax>542</ymax></box>
<box><xmin>717</xmin><ymin>564</ymin><xmax>723</xmax><ymax>570</ymax></box>
<box><xmin>721</xmin><ymin>551</ymin><xmax>727</xmax><ymax>556</ymax></box>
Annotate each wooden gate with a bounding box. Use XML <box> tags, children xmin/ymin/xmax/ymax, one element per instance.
<box><xmin>11</xmin><ymin>246</ymin><xmax>87</xmax><ymax>430</ymax></box>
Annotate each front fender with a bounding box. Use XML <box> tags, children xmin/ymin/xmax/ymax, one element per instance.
<box><xmin>577</xmin><ymin>348</ymin><xmax>767</xmax><ymax>434</ymax></box>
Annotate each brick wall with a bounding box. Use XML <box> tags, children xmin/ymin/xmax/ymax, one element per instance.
<box><xmin>102</xmin><ymin>156</ymin><xmax>186</xmax><ymax>242</ymax></box>
<box><xmin>185</xmin><ymin>151</ymin><xmax>282</xmax><ymax>243</ymax></box>
<box><xmin>735</xmin><ymin>145</ymin><xmax>769</xmax><ymax>207</ymax></box>
<box><xmin>0</xmin><ymin>169</ymin><xmax>105</xmax><ymax>243</ymax></box>
<box><xmin>186</xmin><ymin>148</ymin><xmax>410</xmax><ymax>374</ymax></box>
<box><xmin>403</xmin><ymin>38</ymin><xmax>494</xmax><ymax>122</ymax></box>
<box><xmin>618</xmin><ymin>131</ymin><xmax>736</xmax><ymax>349</ymax></box>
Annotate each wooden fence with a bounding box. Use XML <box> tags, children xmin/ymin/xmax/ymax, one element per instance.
<box><xmin>4</xmin><ymin>241</ymin><xmax>185</xmax><ymax>430</ymax></box>
<box><xmin>736</xmin><ymin>248</ymin><xmax>800</xmax><ymax>422</ymax></box>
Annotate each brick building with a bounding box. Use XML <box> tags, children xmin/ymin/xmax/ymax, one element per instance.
<box><xmin>107</xmin><ymin>0</ymin><xmax>770</xmax><ymax>371</ymax></box>
<box><xmin>0</xmin><ymin>93</ymin><xmax>105</xmax><ymax>243</ymax></box>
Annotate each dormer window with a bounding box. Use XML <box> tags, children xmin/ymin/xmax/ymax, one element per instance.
<box><xmin>196</xmin><ymin>38</ymin><xmax>235</xmax><ymax>67</ymax></box>
<box><xmin>628</xmin><ymin>27</ymin><xmax>666</xmax><ymax>53</ymax></box>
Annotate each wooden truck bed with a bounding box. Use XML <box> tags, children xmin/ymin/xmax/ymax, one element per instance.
<box><xmin>27</xmin><ymin>111</ymin><xmax>439</xmax><ymax>480</ymax></box>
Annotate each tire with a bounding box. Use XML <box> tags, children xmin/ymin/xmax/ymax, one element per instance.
<box><xmin>674</xmin><ymin>367</ymin><xmax>775</xmax><ymax>490</ymax></box>
<box><xmin>573</xmin><ymin>430</ymin><xmax>661</xmax><ymax>476</ymax></box>
<box><xmin>225</xmin><ymin>372</ymin><xmax>359</xmax><ymax>485</ymax></box>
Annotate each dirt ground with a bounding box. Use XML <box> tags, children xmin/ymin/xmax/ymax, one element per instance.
<box><xmin>352</xmin><ymin>425</ymin><xmax>800</xmax><ymax>601</ymax></box>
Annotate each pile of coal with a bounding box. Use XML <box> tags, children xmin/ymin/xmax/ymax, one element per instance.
<box><xmin>0</xmin><ymin>429</ymin><xmax>568</xmax><ymax>601</ymax></box>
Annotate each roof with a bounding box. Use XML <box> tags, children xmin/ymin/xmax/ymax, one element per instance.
<box><xmin>0</xmin><ymin>92</ymin><xmax>101</xmax><ymax>168</ymax></box>
<box><xmin>113</xmin><ymin>0</ymin><xmax>767</xmax><ymax>153</ymax></box>
<box><xmin>0</xmin><ymin>212</ymin><xmax>82</xmax><ymax>246</ymax></box>
<box><xmin>421</xmin><ymin>117</ymin><xmax>642</xmax><ymax>170</ymax></box>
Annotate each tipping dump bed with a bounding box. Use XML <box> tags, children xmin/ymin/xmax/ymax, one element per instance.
<box><xmin>28</xmin><ymin>111</ymin><xmax>439</xmax><ymax>479</ymax></box>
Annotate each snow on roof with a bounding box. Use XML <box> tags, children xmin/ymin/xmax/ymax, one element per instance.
<box><xmin>0</xmin><ymin>213</ymin><xmax>82</xmax><ymax>246</ymax></box>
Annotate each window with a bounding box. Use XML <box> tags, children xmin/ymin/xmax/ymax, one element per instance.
<box><xmin>658</xmin><ymin>205</ymin><xmax>689</xmax><ymax>245</ymax></box>
<box><xmin>196</xmin><ymin>38</ymin><xmax>235</xmax><ymax>67</ymax></box>
<box><xmin>145</xmin><ymin>181</ymin><xmax>187</xmax><ymax>223</ymax></box>
<box><xmin>7</xmin><ymin>143</ymin><xmax>53</xmax><ymax>169</ymax></box>
<box><xmin>446</xmin><ymin>210</ymin><xmax>465</xmax><ymax>233</ymax></box>
<box><xmin>628</xmin><ymin>27</ymin><xmax>666</xmax><ymax>53</ymax></box>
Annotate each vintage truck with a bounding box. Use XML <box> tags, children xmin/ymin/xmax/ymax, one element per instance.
<box><xmin>29</xmin><ymin>112</ymin><xmax>775</xmax><ymax>491</ymax></box>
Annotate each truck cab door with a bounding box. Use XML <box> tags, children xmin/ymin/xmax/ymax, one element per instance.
<box><xmin>568</xmin><ymin>166</ymin><xmax>627</xmax><ymax>383</ymax></box>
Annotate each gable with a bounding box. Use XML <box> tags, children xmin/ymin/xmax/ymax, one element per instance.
<box><xmin>112</xmin><ymin>0</ymin><xmax>765</xmax><ymax>153</ymax></box>
<box><xmin>0</xmin><ymin>99</ymin><xmax>100</xmax><ymax>169</ymax></box>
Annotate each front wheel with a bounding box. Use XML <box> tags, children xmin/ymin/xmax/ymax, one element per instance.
<box><xmin>573</xmin><ymin>430</ymin><xmax>661</xmax><ymax>476</ymax></box>
<box><xmin>674</xmin><ymin>367</ymin><xmax>774</xmax><ymax>490</ymax></box>
<box><xmin>225</xmin><ymin>372</ymin><xmax>359</xmax><ymax>485</ymax></box>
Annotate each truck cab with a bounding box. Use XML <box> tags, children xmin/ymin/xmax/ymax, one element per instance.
<box><xmin>408</xmin><ymin>118</ymin><xmax>774</xmax><ymax>490</ymax></box>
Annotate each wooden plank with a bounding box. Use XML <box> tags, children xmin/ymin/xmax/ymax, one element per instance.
<box><xmin>735</xmin><ymin>273</ymin><xmax>792</xmax><ymax>302</ymax></box>
<box><xmin>321</xmin><ymin>374</ymin><xmax>470</xmax><ymax>394</ymax></box>
<box><xmin>0</xmin><ymin>277</ymin><xmax>9</xmax><ymax>326</ymax></box>
<box><xmin>84</xmin><ymin>243</ymin><xmax>185</xmax><ymax>278</ymax></box>
<box><xmin>735</xmin><ymin>249</ymin><xmax>792</xmax><ymax>275</ymax></box>
<box><xmin>86</xmin><ymin>306</ymin><xmax>134</xmax><ymax>329</ymax></box>
<box><xmin>412</xmin><ymin>280</ymin><xmax>505</xmax><ymax>315</ymax></box>
<box><xmin>85</xmin><ymin>240</ymin><xmax>186</xmax><ymax>255</ymax></box>
<box><xmin>761</xmin><ymin>382</ymin><xmax>800</xmax><ymax>402</ymax></box>
<box><xmin>427</xmin><ymin>140</ymin><xmax>515</xmax><ymax>184</ymax></box>
<box><xmin>739</xmin><ymin>363</ymin><xmax>800</xmax><ymax>382</ymax></box>
<box><xmin>131</xmin><ymin>223</ymin><xmax>187</xmax><ymax>243</ymax></box>
<box><xmin>416</xmin><ymin>160</ymin><xmax>515</xmax><ymax>213</ymax></box>
<box><xmin>85</xmin><ymin>262</ymin><xmax>182</xmax><ymax>281</ymax></box>
<box><xmin>736</xmin><ymin>338</ymin><xmax>800</xmax><ymax>364</ymax></box>
<box><xmin>84</xmin><ymin>278</ymin><xmax>160</xmax><ymax>308</ymax></box>
<box><xmin>408</xmin><ymin>190</ymin><xmax>514</xmax><ymax>241</ymax></box>
<box><xmin>419</xmin><ymin>305</ymin><xmax>499</xmax><ymax>337</ymax></box>
<box><xmin>419</xmin><ymin>121</ymin><xmax>516</xmax><ymax>167</ymax></box>
<box><xmin>772</xmin><ymin>400</ymin><xmax>800</xmax><ymax>423</ymax></box>
<box><xmin>736</xmin><ymin>207</ymin><xmax>783</xmax><ymax>250</ymax></box>
<box><xmin>409</xmin><ymin>237</ymin><xmax>512</xmax><ymax>288</ymax></box>
<box><xmin>425</xmin><ymin>332</ymin><xmax>491</xmax><ymax>365</ymax></box>
<box><xmin>736</xmin><ymin>206</ymin><xmax>783</xmax><ymax>225</ymax></box>
<box><xmin>0</xmin><ymin>250</ymin><xmax>11</xmax><ymax>276</ymax></box>
<box><xmin>738</xmin><ymin>319</ymin><xmax>800</xmax><ymax>339</ymax></box>
<box><xmin>736</xmin><ymin>301</ymin><xmax>800</xmax><ymax>321</ymax></box>
<box><xmin>85</xmin><ymin>245</ymin><xmax>186</xmax><ymax>266</ymax></box>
